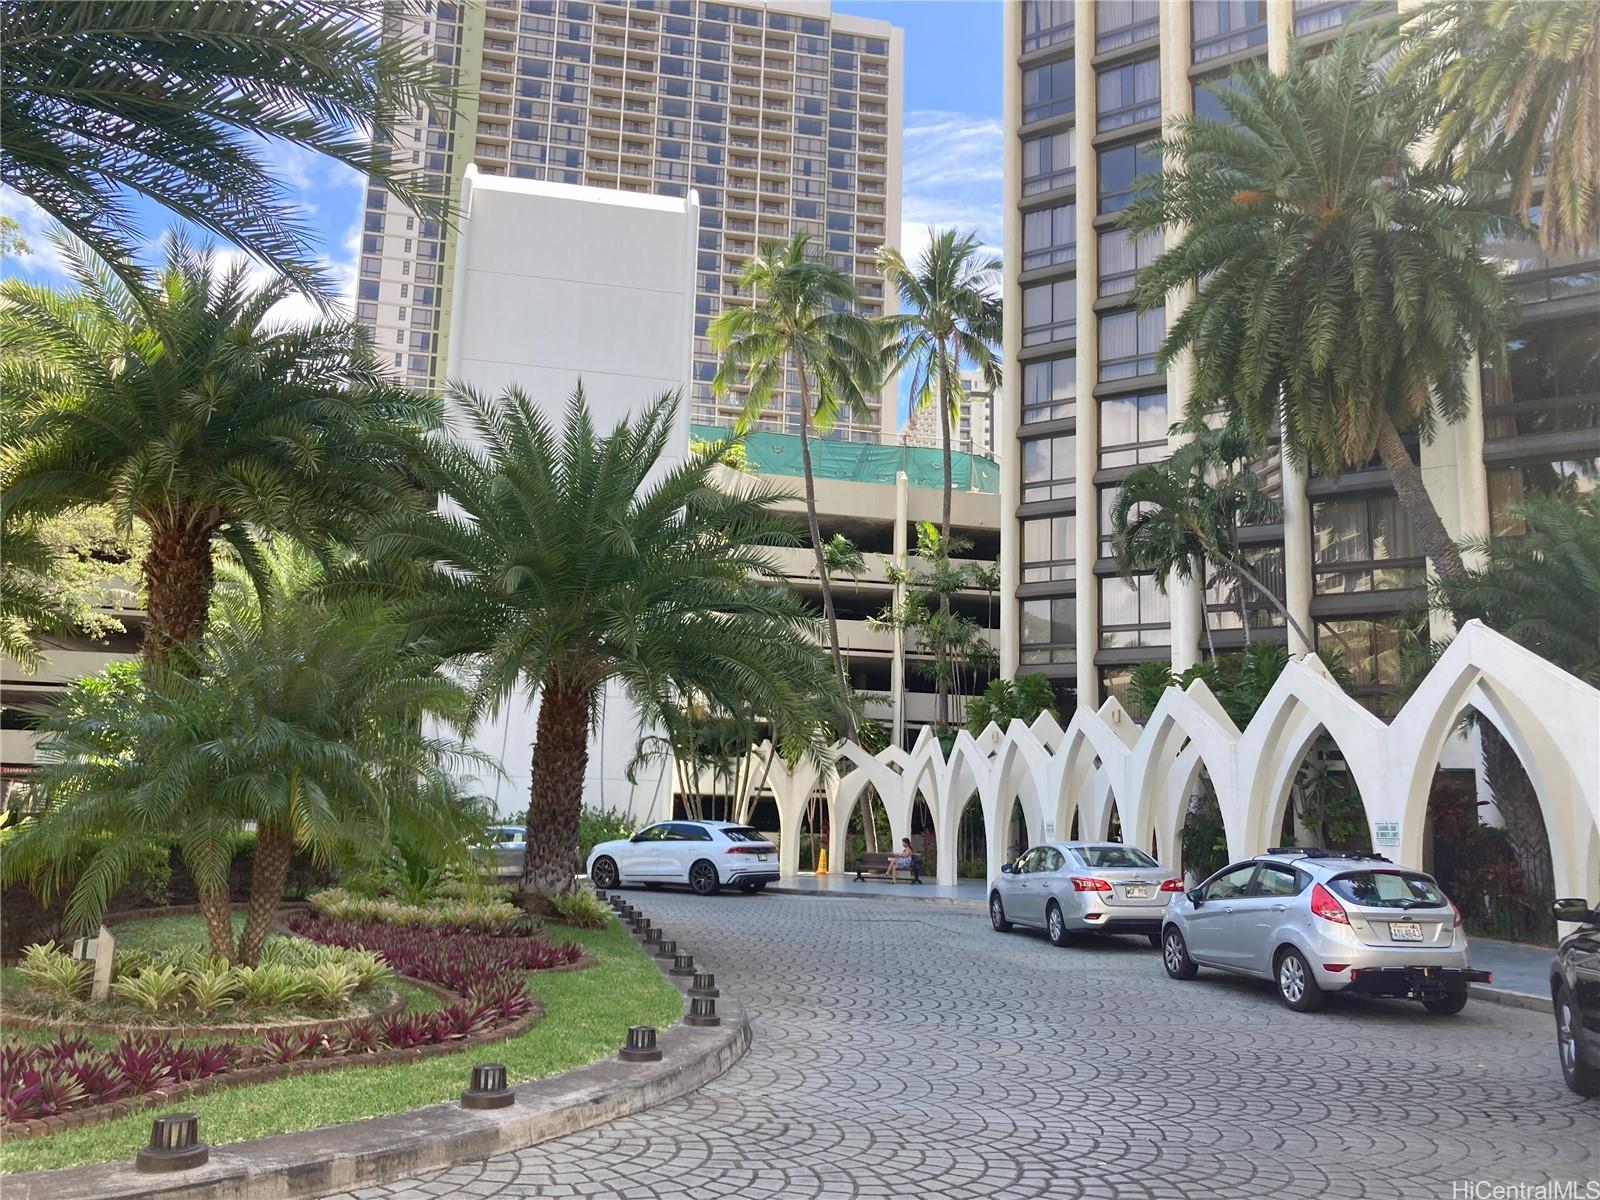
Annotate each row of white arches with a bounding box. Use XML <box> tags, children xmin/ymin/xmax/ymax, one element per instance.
<box><xmin>756</xmin><ymin>622</ymin><xmax>1600</xmax><ymax>902</ymax></box>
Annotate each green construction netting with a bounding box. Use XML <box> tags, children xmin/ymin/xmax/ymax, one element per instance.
<box><xmin>690</xmin><ymin>424</ymin><xmax>999</xmax><ymax>493</ymax></box>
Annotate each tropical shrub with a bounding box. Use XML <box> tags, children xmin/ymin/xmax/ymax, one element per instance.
<box><xmin>184</xmin><ymin>961</ymin><xmax>239</xmax><ymax>1017</ymax></box>
<box><xmin>306</xmin><ymin>887</ymin><xmax>526</xmax><ymax>933</ymax></box>
<box><xmin>545</xmin><ymin>890</ymin><xmax>612</xmax><ymax>930</ymax></box>
<box><xmin>15</xmin><ymin>944</ymin><xmax>92</xmax><ymax>1002</ymax></box>
<box><xmin>108</xmin><ymin>965</ymin><xmax>188</xmax><ymax>1013</ymax></box>
<box><xmin>578</xmin><ymin>807</ymin><xmax>638</xmax><ymax>864</ymax></box>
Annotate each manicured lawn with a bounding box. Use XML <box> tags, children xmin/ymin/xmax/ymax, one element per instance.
<box><xmin>0</xmin><ymin>917</ymin><xmax>682</xmax><ymax>1174</ymax></box>
<box><xmin>108</xmin><ymin>911</ymin><xmax>246</xmax><ymax>953</ymax></box>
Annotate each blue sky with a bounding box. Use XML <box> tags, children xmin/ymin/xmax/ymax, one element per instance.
<box><xmin>0</xmin><ymin>1</ymin><xmax>1006</xmax><ymax>396</ymax></box>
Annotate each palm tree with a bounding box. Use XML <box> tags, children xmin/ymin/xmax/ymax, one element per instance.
<box><xmin>0</xmin><ymin>1</ymin><xmax>450</xmax><ymax>296</ymax></box>
<box><xmin>1123</xmin><ymin>33</ymin><xmax>1509</xmax><ymax>588</ymax></box>
<box><xmin>878</xmin><ymin>230</ymin><xmax>1003</xmax><ymax>545</ymax></box>
<box><xmin>1389</xmin><ymin>2</ymin><xmax>1599</xmax><ymax>256</ymax></box>
<box><xmin>363</xmin><ymin>385</ymin><xmax>848</xmax><ymax>906</ymax></box>
<box><xmin>1</xmin><ymin>542</ymin><xmax>476</xmax><ymax>965</ymax></box>
<box><xmin>964</xmin><ymin>674</ymin><xmax>1059</xmax><ymax>737</ymax></box>
<box><xmin>709</xmin><ymin>232</ymin><xmax>883</xmax><ymax>707</ymax></box>
<box><xmin>1</xmin><ymin>233</ymin><xmax>437</xmax><ymax>662</ymax></box>
<box><xmin>1110</xmin><ymin>424</ymin><xmax>1306</xmax><ymax>657</ymax></box>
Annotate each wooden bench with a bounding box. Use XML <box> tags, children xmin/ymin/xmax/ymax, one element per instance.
<box><xmin>853</xmin><ymin>852</ymin><xmax>924</xmax><ymax>884</ymax></box>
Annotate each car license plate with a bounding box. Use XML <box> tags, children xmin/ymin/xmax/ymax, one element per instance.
<box><xmin>1124</xmin><ymin>886</ymin><xmax>1151</xmax><ymax>900</ymax></box>
<box><xmin>1389</xmin><ymin>921</ymin><xmax>1423</xmax><ymax>941</ymax></box>
<box><xmin>757</xmin><ymin>854</ymin><xmax>768</xmax><ymax>862</ymax></box>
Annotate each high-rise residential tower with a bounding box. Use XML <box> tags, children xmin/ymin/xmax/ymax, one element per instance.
<box><xmin>999</xmin><ymin>1</ymin><xmax>1599</xmax><ymax>716</ymax></box>
<box><xmin>358</xmin><ymin>0</ymin><xmax>903</xmax><ymax>440</ymax></box>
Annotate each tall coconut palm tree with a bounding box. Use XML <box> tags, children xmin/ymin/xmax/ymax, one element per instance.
<box><xmin>878</xmin><ymin>230</ymin><xmax>1003</xmax><ymax>544</ymax></box>
<box><xmin>1389</xmin><ymin>1</ymin><xmax>1599</xmax><ymax>256</ymax></box>
<box><xmin>1</xmin><ymin>542</ymin><xmax>477</xmax><ymax>965</ymax></box>
<box><xmin>0</xmin><ymin>0</ymin><xmax>451</xmax><ymax>296</ymax></box>
<box><xmin>1110</xmin><ymin>423</ymin><xmax>1306</xmax><ymax>657</ymax></box>
<box><xmin>362</xmin><ymin>384</ymin><xmax>848</xmax><ymax>906</ymax></box>
<box><xmin>1</xmin><ymin>233</ymin><xmax>438</xmax><ymax>662</ymax></box>
<box><xmin>709</xmin><ymin>232</ymin><xmax>883</xmax><ymax>707</ymax></box>
<box><xmin>1123</xmin><ymin>33</ymin><xmax>1509</xmax><ymax>587</ymax></box>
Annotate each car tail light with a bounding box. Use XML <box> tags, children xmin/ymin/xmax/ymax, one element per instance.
<box><xmin>1160</xmin><ymin>878</ymin><xmax>1185</xmax><ymax>892</ymax></box>
<box><xmin>1322</xmin><ymin>964</ymin><xmax>1349</xmax><ymax>973</ymax></box>
<box><xmin>1483</xmin><ymin>971</ymin><xmax>1492</xmax><ymax>984</ymax></box>
<box><xmin>1450</xmin><ymin>900</ymin><xmax>1462</xmax><ymax>928</ymax></box>
<box><xmin>1070</xmin><ymin>877</ymin><xmax>1113</xmax><ymax>892</ymax></box>
<box><xmin>726</xmin><ymin>845</ymin><xmax>774</xmax><ymax>855</ymax></box>
<box><xmin>1309</xmin><ymin>883</ymin><xmax>1349</xmax><ymax>925</ymax></box>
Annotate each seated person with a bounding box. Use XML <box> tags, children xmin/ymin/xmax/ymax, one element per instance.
<box><xmin>887</xmin><ymin>837</ymin><xmax>915</xmax><ymax>881</ymax></box>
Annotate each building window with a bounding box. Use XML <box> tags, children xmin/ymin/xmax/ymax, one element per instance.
<box><xmin>1022</xmin><ymin>433</ymin><xmax>1077</xmax><ymax>501</ymax></box>
<box><xmin>1096</xmin><ymin>58</ymin><xmax>1160</xmax><ymax>132</ymax></box>
<box><xmin>1293</xmin><ymin>0</ymin><xmax>1394</xmax><ymax>37</ymax></box>
<box><xmin>1023</xmin><ymin>202</ymin><xmax>1077</xmax><ymax>269</ymax></box>
<box><xmin>1023</xmin><ymin>515</ymin><xmax>1077</xmax><ymax>583</ymax></box>
<box><xmin>1096</xmin><ymin>0</ymin><xmax>1159</xmax><ymax>53</ymax></box>
<box><xmin>1099</xmin><ymin>574</ymin><xmax>1171</xmax><ymax>649</ymax></box>
<box><xmin>1023</xmin><ymin>355</ymin><xmax>1076</xmax><ymax>424</ymax></box>
<box><xmin>1099</xmin><ymin>390</ymin><xmax>1168</xmax><ymax>468</ymax></box>
<box><xmin>1022</xmin><ymin>1</ymin><xmax>1075</xmax><ymax>52</ymax></box>
<box><xmin>1097</xmin><ymin>141</ymin><xmax>1159</xmax><ymax>213</ymax></box>
<box><xmin>1097</xmin><ymin>228</ymin><xmax>1160</xmax><ymax>298</ymax></box>
<box><xmin>1312</xmin><ymin>495</ymin><xmax>1423</xmax><ymax>594</ymax></box>
<box><xmin>1022</xmin><ymin>130</ymin><xmax>1075</xmax><ymax>195</ymax></box>
<box><xmin>1486</xmin><ymin>456</ymin><xmax>1600</xmax><ymax>536</ymax></box>
<box><xmin>1480</xmin><ymin>318</ymin><xmax>1600</xmax><ymax>441</ymax></box>
<box><xmin>1192</xmin><ymin>1</ymin><xmax>1267</xmax><ymax>63</ymax></box>
<box><xmin>1317</xmin><ymin>616</ymin><xmax>1417</xmax><ymax>707</ymax></box>
<box><xmin>1023</xmin><ymin>279</ymin><xmax>1077</xmax><ymax>347</ymax></box>
<box><xmin>1022</xmin><ymin>57</ymin><xmax>1074</xmax><ymax>124</ymax></box>
<box><xmin>1098</xmin><ymin>308</ymin><xmax>1164</xmax><ymax>382</ymax></box>
<box><xmin>1021</xmin><ymin>596</ymin><xmax>1077</xmax><ymax>665</ymax></box>
<box><xmin>1193</xmin><ymin>71</ymin><xmax>1246</xmax><ymax>124</ymax></box>
<box><xmin>1205</xmin><ymin>544</ymin><xmax>1285</xmax><ymax>631</ymax></box>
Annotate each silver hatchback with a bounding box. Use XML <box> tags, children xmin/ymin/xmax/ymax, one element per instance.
<box><xmin>989</xmin><ymin>842</ymin><xmax>1184</xmax><ymax>946</ymax></box>
<box><xmin>1160</xmin><ymin>849</ymin><xmax>1492</xmax><ymax>1013</ymax></box>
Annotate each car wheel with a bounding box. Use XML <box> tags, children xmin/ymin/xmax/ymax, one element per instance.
<box><xmin>1146</xmin><ymin>931</ymin><xmax>1162</xmax><ymax>949</ymax></box>
<box><xmin>1275</xmin><ymin>947</ymin><xmax>1325</xmax><ymax>1012</ymax></box>
<box><xmin>989</xmin><ymin>892</ymin><xmax>1012</xmax><ymax>932</ymax></box>
<box><xmin>590</xmin><ymin>856</ymin><xmax>618</xmax><ymax>890</ymax></box>
<box><xmin>1422</xmin><ymin>991</ymin><xmax>1470</xmax><ymax>1015</ymax></box>
<box><xmin>1162</xmin><ymin>926</ymin><xmax>1198</xmax><ymax>980</ymax></box>
<box><xmin>1046</xmin><ymin>901</ymin><xmax>1071</xmax><ymax>947</ymax></box>
<box><xmin>737</xmin><ymin>880</ymin><xmax>759</xmax><ymax>894</ymax></box>
<box><xmin>1556</xmin><ymin>984</ymin><xmax>1600</xmax><ymax>1096</ymax></box>
<box><xmin>689</xmin><ymin>859</ymin><xmax>721</xmax><ymax>896</ymax></box>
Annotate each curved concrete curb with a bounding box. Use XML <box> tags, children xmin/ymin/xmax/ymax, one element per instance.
<box><xmin>1468</xmin><ymin>984</ymin><xmax>1549</xmax><ymax>1014</ymax></box>
<box><xmin>5</xmin><ymin>918</ymin><xmax>750</xmax><ymax>1200</ymax></box>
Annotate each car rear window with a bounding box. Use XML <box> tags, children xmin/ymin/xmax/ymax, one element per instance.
<box><xmin>1327</xmin><ymin>871</ymin><xmax>1447</xmax><ymax>910</ymax></box>
<box><xmin>721</xmin><ymin>826</ymin><xmax>771</xmax><ymax>843</ymax></box>
<box><xmin>1076</xmin><ymin>845</ymin><xmax>1159</xmax><ymax>869</ymax></box>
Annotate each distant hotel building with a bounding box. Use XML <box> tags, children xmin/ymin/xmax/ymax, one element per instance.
<box><xmin>998</xmin><ymin>1</ymin><xmax>1600</xmax><ymax>714</ymax></box>
<box><xmin>899</xmin><ymin>370</ymin><xmax>1001</xmax><ymax>462</ymax></box>
<box><xmin>358</xmin><ymin>0</ymin><xmax>904</xmax><ymax>440</ymax></box>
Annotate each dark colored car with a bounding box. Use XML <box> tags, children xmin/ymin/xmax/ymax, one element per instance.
<box><xmin>1552</xmin><ymin>897</ymin><xmax>1600</xmax><ymax>1096</ymax></box>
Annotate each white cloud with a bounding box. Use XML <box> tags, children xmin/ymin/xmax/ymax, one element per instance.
<box><xmin>0</xmin><ymin>187</ymin><xmax>73</xmax><ymax>280</ymax></box>
<box><xmin>898</xmin><ymin>109</ymin><xmax>1005</xmax><ymax>265</ymax></box>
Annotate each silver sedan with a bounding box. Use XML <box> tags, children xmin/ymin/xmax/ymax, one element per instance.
<box><xmin>989</xmin><ymin>841</ymin><xmax>1184</xmax><ymax>947</ymax></box>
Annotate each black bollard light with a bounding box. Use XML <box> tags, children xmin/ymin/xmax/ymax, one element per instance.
<box><xmin>689</xmin><ymin>971</ymin><xmax>719</xmax><ymax>999</ymax></box>
<box><xmin>135</xmin><ymin>1113</ymin><xmax>209</xmax><ymax>1172</ymax></box>
<box><xmin>685</xmin><ymin>995</ymin><xmax>721</xmax><ymax>1028</ymax></box>
<box><xmin>653</xmin><ymin>937</ymin><xmax>677</xmax><ymax>961</ymax></box>
<box><xmin>619</xmin><ymin>1025</ymin><xmax>662</xmax><ymax>1063</ymax></box>
<box><xmin>670</xmin><ymin>951</ymin><xmax>695</xmax><ymax>977</ymax></box>
<box><xmin>460</xmin><ymin>1063</ymin><xmax>515</xmax><ymax>1110</ymax></box>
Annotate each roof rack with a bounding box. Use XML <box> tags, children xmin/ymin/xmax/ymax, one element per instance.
<box><xmin>1265</xmin><ymin>847</ymin><xmax>1391</xmax><ymax>862</ymax></box>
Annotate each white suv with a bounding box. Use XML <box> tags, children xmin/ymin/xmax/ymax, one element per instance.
<box><xmin>587</xmin><ymin>820</ymin><xmax>778</xmax><ymax>896</ymax></box>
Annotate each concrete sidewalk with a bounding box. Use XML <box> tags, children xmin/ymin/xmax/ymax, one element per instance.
<box><xmin>769</xmin><ymin>873</ymin><xmax>1551</xmax><ymax>1008</ymax></box>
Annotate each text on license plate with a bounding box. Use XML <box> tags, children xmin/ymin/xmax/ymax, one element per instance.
<box><xmin>1389</xmin><ymin>921</ymin><xmax>1423</xmax><ymax>941</ymax></box>
<box><xmin>1123</xmin><ymin>886</ymin><xmax>1150</xmax><ymax>899</ymax></box>
<box><xmin>757</xmin><ymin>854</ymin><xmax>769</xmax><ymax>861</ymax></box>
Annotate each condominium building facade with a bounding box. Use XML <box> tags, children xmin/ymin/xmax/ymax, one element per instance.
<box><xmin>999</xmin><ymin>0</ymin><xmax>1600</xmax><ymax>715</ymax></box>
<box><xmin>899</xmin><ymin>370</ymin><xmax>1001</xmax><ymax>461</ymax></box>
<box><xmin>359</xmin><ymin>0</ymin><xmax>904</xmax><ymax>440</ymax></box>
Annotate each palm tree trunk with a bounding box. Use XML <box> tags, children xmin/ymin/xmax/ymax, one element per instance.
<box><xmin>1238</xmin><ymin>570</ymin><xmax>1253</xmax><ymax>646</ymax></box>
<box><xmin>1210</xmin><ymin>541</ymin><xmax>1316</xmax><ymax>653</ymax></box>
<box><xmin>1197</xmin><ymin>558</ymin><xmax>1216</xmax><ymax>660</ymax></box>
<box><xmin>195</xmin><ymin>879</ymin><xmax>236</xmax><ymax>964</ymax></box>
<box><xmin>521</xmin><ymin>674</ymin><xmax>592</xmax><ymax>905</ymax></box>
<box><xmin>796</xmin><ymin>373</ymin><xmax>854</xmax><ymax>732</ymax></box>
<box><xmin>236</xmin><ymin>821</ymin><xmax>293</xmax><ymax>965</ymax></box>
<box><xmin>937</xmin><ymin>341</ymin><xmax>954</xmax><ymax>730</ymax></box>
<box><xmin>142</xmin><ymin>519</ymin><xmax>216</xmax><ymax>662</ymax></box>
<box><xmin>1374</xmin><ymin>414</ymin><xmax>1467</xmax><ymax>581</ymax></box>
<box><xmin>1481</xmin><ymin>722</ymin><xmax>1555</xmax><ymax>939</ymax></box>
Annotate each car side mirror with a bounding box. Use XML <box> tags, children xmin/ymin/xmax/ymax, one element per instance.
<box><xmin>1553</xmin><ymin>897</ymin><xmax>1600</xmax><ymax>925</ymax></box>
<box><xmin>1187</xmin><ymin>889</ymin><xmax>1203</xmax><ymax>907</ymax></box>
<box><xmin>999</xmin><ymin>863</ymin><xmax>1013</xmax><ymax>874</ymax></box>
<box><xmin>630</xmin><ymin>832</ymin><xmax>648</xmax><ymax>843</ymax></box>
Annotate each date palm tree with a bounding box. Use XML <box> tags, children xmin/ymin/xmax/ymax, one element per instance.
<box><xmin>878</xmin><ymin>230</ymin><xmax>1003</xmax><ymax>545</ymax></box>
<box><xmin>1123</xmin><ymin>32</ymin><xmax>1509</xmax><ymax>587</ymax></box>
<box><xmin>361</xmin><ymin>384</ymin><xmax>848</xmax><ymax>906</ymax></box>
<box><xmin>2</xmin><ymin>542</ymin><xmax>477</xmax><ymax>965</ymax></box>
<box><xmin>1</xmin><ymin>233</ymin><xmax>437</xmax><ymax>662</ymax></box>
<box><xmin>1389</xmin><ymin>1</ymin><xmax>1599</xmax><ymax>255</ymax></box>
<box><xmin>709</xmin><ymin>232</ymin><xmax>883</xmax><ymax>708</ymax></box>
<box><xmin>0</xmin><ymin>0</ymin><xmax>450</xmax><ymax>296</ymax></box>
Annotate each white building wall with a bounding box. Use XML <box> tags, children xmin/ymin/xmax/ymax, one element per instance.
<box><xmin>443</xmin><ymin>169</ymin><xmax>697</xmax><ymax>825</ymax></box>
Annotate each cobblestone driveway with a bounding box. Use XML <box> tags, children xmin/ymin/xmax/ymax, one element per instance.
<box><xmin>327</xmin><ymin>893</ymin><xmax>1597</xmax><ymax>1200</ymax></box>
